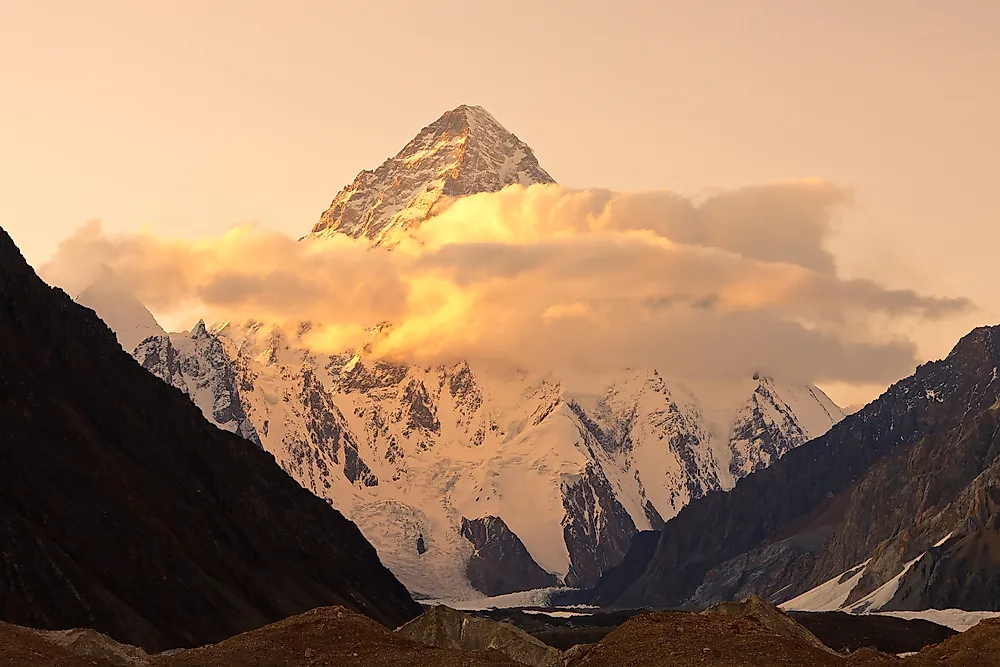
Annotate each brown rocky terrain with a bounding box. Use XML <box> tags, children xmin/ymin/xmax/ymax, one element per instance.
<box><xmin>397</xmin><ymin>605</ymin><xmax>562</xmax><ymax>666</ymax></box>
<box><xmin>569</xmin><ymin>611</ymin><xmax>851</xmax><ymax>666</ymax></box>
<box><xmin>905</xmin><ymin>618</ymin><xmax>1000</xmax><ymax>666</ymax></box>
<box><xmin>701</xmin><ymin>595</ymin><xmax>838</xmax><ymax>654</ymax></box>
<box><xmin>6</xmin><ymin>604</ymin><xmax>1000</xmax><ymax>666</ymax></box>
<box><xmin>156</xmin><ymin>607</ymin><xmax>516</xmax><ymax>667</ymax></box>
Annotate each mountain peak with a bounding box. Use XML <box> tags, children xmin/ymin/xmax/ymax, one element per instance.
<box><xmin>308</xmin><ymin>105</ymin><xmax>555</xmax><ymax>245</ymax></box>
<box><xmin>75</xmin><ymin>267</ymin><xmax>166</xmax><ymax>352</ymax></box>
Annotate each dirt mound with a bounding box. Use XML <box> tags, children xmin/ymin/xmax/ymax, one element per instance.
<box><xmin>0</xmin><ymin>620</ymin><xmax>162</xmax><ymax>667</ymax></box>
<box><xmin>903</xmin><ymin>617</ymin><xmax>1000</xmax><ymax>666</ymax></box>
<box><xmin>26</xmin><ymin>627</ymin><xmax>152</xmax><ymax>666</ymax></box>
<box><xmin>154</xmin><ymin>606</ymin><xmax>516</xmax><ymax>667</ymax></box>
<box><xmin>701</xmin><ymin>594</ymin><xmax>837</xmax><ymax>654</ymax></box>
<box><xmin>397</xmin><ymin>606</ymin><xmax>562</xmax><ymax>666</ymax></box>
<box><xmin>571</xmin><ymin>610</ymin><xmax>847</xmax><ymax>666</ymax></box>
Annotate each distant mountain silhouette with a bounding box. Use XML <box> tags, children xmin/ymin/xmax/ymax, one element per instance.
<box><xmin>0</xmin><ymin>226</ymin><xmax>420</xmax><ymax>652</ymax></box>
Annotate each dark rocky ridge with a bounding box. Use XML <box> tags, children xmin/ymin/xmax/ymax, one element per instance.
<box><xmin>397</xmin><ymin>605</ymin><xmax>562</xmax><ymax>667</ymax></box>
<box><xmin>460</xmin><ymin>516</ymin><xmax>558</xmax><ymax>596</ymax></box>
<box><xmin>592</xmin><ymin>325</ymin><xmax>1000</xmax><ymax>608</ymax></box>
<box><xmin>562</xmin><ymin>464</ymin><xmax>638</xmax><ymax>588</ymax></box>
<box><xmin>887</xmin><ymin>528</ymin><xmax>1000</xmax><ymax>611</ymax></box>
<box><xmin>685</xmin><ymin>373</ymin><xmax>1000</xmax><ymax>611</ymax></box>
<box><xmin>0</xmin><ymin>226</ymin><xmax>420</xmax><ymax>651</ymax></box>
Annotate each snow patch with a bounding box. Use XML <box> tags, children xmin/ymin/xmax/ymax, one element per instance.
<box><xmin>780</xmin><ymin>561</ymin><xmax>870</xmax><ymax>611</ymax></box>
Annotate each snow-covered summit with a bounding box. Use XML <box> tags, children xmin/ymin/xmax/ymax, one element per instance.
<box><xmin>308</xmin><ymin>104</ymin><xmax>555</xmax><ymax>244</ymax></box>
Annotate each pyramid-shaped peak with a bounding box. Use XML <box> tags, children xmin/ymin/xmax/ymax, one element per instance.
<box><xmin>437</xmin><ymin>104</ymin><xmax>506</xmax><ymax>132</ymax></box>
<box><xmin>397</xmin><ymin>104</ymin><xmax>505</xmax><ymax>154</ymax></box>
<box><xmin>309</xmin><ymin>105</ymin><xmax>555</xmax><ymax>245</ymax></box>
<box><xmin>191</xmin><ymin>319</ymin><xmax>210</xmax><ymax>338</ymax></box>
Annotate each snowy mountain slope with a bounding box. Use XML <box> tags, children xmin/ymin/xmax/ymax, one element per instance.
<box><xmin>129</xmin><ymin>318</ymin><xmax>843</xmax><ymax>597</ymax></box>
<box><xmin>75</xmin><ymin>267</ymin><xmax>165</xmax><ymax>351</ymax></box>
<box><xmin>727</xmin><ymin>377</ymin><xmax>844</xmax><ymax>479</ymax></box>
<box><xmin>308</xmin><ymin>104</ymin><xmax>555</xmax><ymax>245</ymax></box>
<box><xmin>134</xmin><ymin>322</ymin><xmax>261</xmax><ymax>447</ymax></box>
<box><xmin>86</xmin><ymin>104</ymin><xmax>845</xmax><ymax>599</ymax></box>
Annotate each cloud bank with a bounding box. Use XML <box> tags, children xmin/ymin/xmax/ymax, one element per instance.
<box><xmin>42</xmin><ymin>182</ymin><xmax>971</xmax><ymax>389</ymax></box>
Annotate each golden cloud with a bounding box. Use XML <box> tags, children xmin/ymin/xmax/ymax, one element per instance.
<box><xmin>41</xmin><ymin>182</ymin><xmax>971</xmax><ymax>386</ymax></box>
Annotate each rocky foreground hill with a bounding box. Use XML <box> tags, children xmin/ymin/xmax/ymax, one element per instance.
<box><xmin>4</xmin><ymin>600</ymin><xmax>1000</xmax><ymax>667</ymax></box>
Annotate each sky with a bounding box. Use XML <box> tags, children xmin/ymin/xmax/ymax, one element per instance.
<box><xmin>3</xmin><ymin>0</ymin><xmax>999</xmax><ymax>407</ymax></box>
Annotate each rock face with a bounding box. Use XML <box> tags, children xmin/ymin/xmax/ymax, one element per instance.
<box><xmin>461</xmin><ymin>517</ymin><xmax>559</xmax><ymax>596</ymax></box>
<box><xmin>396</xmin><ymin>605</ymin><xmax>562</xmax><ymax>667</ymax></box>
<box><xmin>309</xmin><ymin>104</ymin><xmax>555</xmax><ymax>245</ymax></box>
<box><xmin>134</xmin><ymin>322</ymin><xmax>261</xmax><ymax>447</ymax></box>
<box><xmin>886</xmin><ymin>530</ymin><xmax>1000</xmax><ymax>611</ymax></box>
<box><xmin>592</xmin><ymin>325</ymin><xmax>1000</xmax><ymax>614</ymax></box>
<box><xmin>560</xmin><ymin>464</ymin><xmax>639</xmax><ymax>588</ymax></box>
<box><xmin>0</xmin><ymin>226</ymin><xmax>419</xmax><ymax>652</ymax></box>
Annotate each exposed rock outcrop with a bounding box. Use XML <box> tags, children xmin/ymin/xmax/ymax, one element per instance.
<box><xmin>461</xmin><ymin>516</ymin><xmax>559</xmax><ymax>596</ymax></box>
<box><xmin>397</xmin><ymin>606</ymin><xmax>562</xmax><ymax>667</ymax></box>
<box><xmin>700</xmin><ymin>596</ymin><xmax>837</xmax><ymax>655</ymax></box>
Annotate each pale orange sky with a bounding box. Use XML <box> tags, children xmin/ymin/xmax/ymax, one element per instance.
<box><xmin>3</xmin><ymin>0</ymin><xmax>999</xmax><ymax>405</ymax></box>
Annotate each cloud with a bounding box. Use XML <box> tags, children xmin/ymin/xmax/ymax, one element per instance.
<box><xmin>40</xmin><ymin>182</ymin><xmax>972</xmax><ymax>388</ymax></box>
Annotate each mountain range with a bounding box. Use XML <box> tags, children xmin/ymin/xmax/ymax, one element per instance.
<box><xmin>7</xmin><ymin>101</ymin><xmax>1000</xmax><ymax>665</ymax></box>
<box><xmin>82</xmin><ymin>104</ymin><xmax>847</xmax><ymax>600</ymax></box>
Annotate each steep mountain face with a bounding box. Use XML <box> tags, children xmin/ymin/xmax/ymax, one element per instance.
<box><xmin>0</xmin><ymin>226</ymin><xmax>419</xmax><ymax>652</ymax></box>
<box><xmin>591</xmin><ymin>325</ymin><xmax>1000</xmax><ymax>611</ymax></box>
<box><xmin>460</xmin><ymin>516</ymin><xmax>559</xmax><ymax>596</ymax></box>
<box><xmin>134</xmin><ymin>321</ymin><xmax>262</xmax><ymax>447</ymax></box>
<box><xmin>88</xmin><ymin>105</ymin><xmax>843</xmax><ymax>601</ymax></box>
<box><xmin>727</xmin><ymin>380</ymin><xmax>843</xmax><ymax>479</ymax></box>
<box><xmin>779</xmin><ymin>394</ymin><xmax>1000</xmax><ymax>614</ymax></box>
<box><xmin>308</xmin><ymin>104</ymin><xmax>555</xmax><ymax>245</ymax></box>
